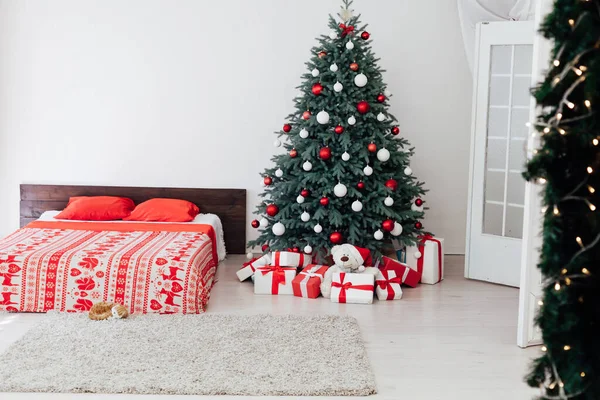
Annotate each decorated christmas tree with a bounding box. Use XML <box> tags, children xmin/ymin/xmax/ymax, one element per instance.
<box><xmin>524</xmin><ymin>0</ymin><xmax>600</xmax><ymax>398</ymax></box>
<box><xmin>248</xmin><ymin>0</ymin><xmax>426</xmax><ymax>261</ymax></box>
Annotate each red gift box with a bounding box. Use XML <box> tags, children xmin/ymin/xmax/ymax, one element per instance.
<box><xmin>374</xmin><ymin>256</ymin><xmax>421</xmax><ymax>288</ymax></box>
<box><xmin>292</xmin><ymin>264</ymin><xmax>329</xmax><ymax>298</ymax></box>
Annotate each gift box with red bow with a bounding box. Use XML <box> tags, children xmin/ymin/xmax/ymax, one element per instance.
<box><xmin>254</xmin><ymin>265</ymin><xmax>297</xmax><ymax>295</ymax></box>
<box><xmin>375</xmin><ymin>269</ymin><xmax>403</xmax><ymax>301</ymax></box>
<box><xmin>236</xmin><ymin>254</ymin><xmax>271</xmax><ymax>282</ymax></box>
<box><xmin>406</xmin><ymin>235</ymin><xmax>445</xmax><ymax>285</ymax></box>
<box><xmin>271</xmin><ymin>251</ymin><xmax>312</xmax><ymax>268</ymax></box>
<box><xmin>373</xmin><ymin>256</ymin><xmax>421</xmax><ymax>288</ymax></box>
<box><xmin>292</xmin><ymin>264</ymin><xmax>329</xmax><ymax>299</ymax></box>
<box><xmin>330</xmin><ymin>272</ymin><xmax>374</xmax><ymax>304</ymax></box>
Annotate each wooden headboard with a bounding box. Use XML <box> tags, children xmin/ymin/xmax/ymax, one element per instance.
<box><xmin>20</xmin><ymin>184</ymin><xmax>247</xmax><ymax>254</ymax></box>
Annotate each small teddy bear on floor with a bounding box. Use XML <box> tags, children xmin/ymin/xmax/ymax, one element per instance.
<box><xmin>320</xmin><ymin>244</ymin><xmax>378</xmax><ymax>298</ymax></box>
<box><xmin>89</xmin><ymin>302</ymin><xmax>129</xmax><ymax>320</ymax></box>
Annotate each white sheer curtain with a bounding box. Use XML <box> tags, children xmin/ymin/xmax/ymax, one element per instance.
<box><xmin>458</xmin><ymin>0</ymin><xmax>536</xmax><ymax>72</ymax></box>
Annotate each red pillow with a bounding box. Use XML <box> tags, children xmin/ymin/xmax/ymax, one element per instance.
<box><xmin>124</xmin><ymin>198</ymin><xmax>200</xmax><ymax>222</ymax></box>
<box><xmin>56</xmin><ymin>196</ymin><xmax>135</xmax><ymax>221</ymax></box>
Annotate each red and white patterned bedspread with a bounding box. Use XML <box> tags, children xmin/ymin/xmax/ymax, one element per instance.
<box><xmin>0</xmin><ymin>221</ymin><xmax>218</xmax><ymax>314</ymax></box>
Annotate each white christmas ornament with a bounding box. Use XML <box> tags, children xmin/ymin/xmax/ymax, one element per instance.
<box><xmin>342</xmin><ymin>152</ymin><xmax>350</xmax><ymax>161</ymax></box>
<box><xmin>260</xmin><ymin>180</ymin><xmax>266</xmax><ymax>187</ymax></box>
<box><xmin>275</xmin><ymin>168</ymin><xmax>283</xmax><ymax>178</ymax></box>
<box><xmin>303</xmin><ymin>161</ymin><xmax>313</xmax><ymax>171</ymax></box>
<box><xmin>333</xmin><ymin>81</ymin><xmax>344</xmax><ymax>92</ymax></box>
<box><xmin>329</xmin><ymin>30</ymin><xmax>338</xmax><ymax>40</ymax></box>
<box><xmin>304</xmin><ymin>245</ymin><xmax>313</xmax><ymax>254</ymax></box>
<box><xmin>296</xmin><ymin>195</ymin><xmax>305</xmax><ymax>204</ymax></box>
<box><xmin>391</xmin><ymin>222</ymin><xmax>403</xmax><ymax>236</ymax></box>
<box><xmin>273</xmin><ymin>139</ymin><xmax>282</xmax><ymax>148</ymax></box>
<box><xmin>414</xmin><ymin>250</ymin><xmax>422</xmax><ymax>259</ymax></box>
<box><xmin>299</xmin><ymin>128</ymin><xmax>309</xmax><ymax>139</ymax></box>
<box><xmin>312</xmin><ymin>68</ymin><xmax>320</xmax><ymax>77</ymax></box>
<box><xmin>301</xmin><ymin>211</ymin><xmax>311</xmax><ymax>222</ymax></box>
<box><xmin>246</xmin><ymin>252</ymin><xmax>254</xmax><ymax>260</ymax></box>
<box><xmin>374</xmin><ymin>230</ymin><xmax>384</xmax><ymax>240</ymax></box>
<box><xmin>354</xmin><ymin>73</ymin><xmax>368</xmax><ymax>87</ymax></box>
<box><xmin>259</xmin><ymin>218</ymin><xmax>269</xmax><ymax>228</ymax></box>
<box><xmin>346</xmin><ymin>40</ymin><xmax>355</xmax><ymax>50</ymax></box>
<box><xmin>384</xmin><ymin>196</ymin><xmax>394</xmax><ymax>206</ymax></box>
<box><xmin>363</xmin><ymin>165</ymin><xmax>373</xmax><ymax>176</ymax></box>
<box><xmin>412</xmin><ymin>204</ymin><xmax>424</xmax><ymax>212</ymax></box>
<box><xmin>313</xmin><ymin>224</ymin><xmax>323</xmax><ymax>233</ymax></box>
<box><xmin>404</xmin><ymin>167</ymin><xmax>413</xmax><ymax>176</ymax></box>
<box><xmin>377</xmin><ymin>112</ymin><xmax>386</xmax><ymax>122</ymax></box>
<box><xmin>330</xmin><ymin>63</ymin><xmax>339</xmax><ymax>72</ymax></box>
<box><xmin>384</xmin><ymin>89</ymin><xmax>392</xmax><ymax>97</ymax></box>
<box><xmin>317</xmin><ymin>110</ymin><xmax>330</xmax><ymax>125</ymax></box>
<box><xmin>351</xmin><ymin>200</ymin><xmax>363</xmax><ymax>212</ymax></box>
<box><xmin>334</xmin><ymin>183</ymin><xmax>347</xmax><ymax>198</ymax></box>
<box><xmin>347</xmin><ymin>116</ymin><xmax>356</xmax><ymax>125</ymax></box>
<box><xmin>272</xmin><ymin>222</ymin><xmax>286</xmax><ymax>236</ymax></box>
<box><xmin>377</xmin><ymin>148</ymin><xmax>391</xmax><ymax>162</ymax></box>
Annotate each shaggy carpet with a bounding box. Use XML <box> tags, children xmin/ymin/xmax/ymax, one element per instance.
<box><xmin>0</xmin><ymin>313</ymin><xmax>376</xmax><ymax>396</ymax></box>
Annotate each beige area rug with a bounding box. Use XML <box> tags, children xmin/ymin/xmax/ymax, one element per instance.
<box><xmin>0</xmin><ymin>313</ymin><xmax>376</xmax><ymax>396</ymax></box>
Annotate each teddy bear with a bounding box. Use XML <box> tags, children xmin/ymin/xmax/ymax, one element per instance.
<box><xmin>320</xmin><ymin>244</ymin><xmax>379</xmax><ymax>298</ymax></box>
<box><xmin>89</xmin><ymin>302</ymin><xmax>129</xmax><ymax>320</ymax></box>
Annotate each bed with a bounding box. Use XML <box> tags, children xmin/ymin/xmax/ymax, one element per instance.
<box><xmin>0</xmin><ymin>184</ymin><xmax>246</xmax><ymax>314</ymax></box>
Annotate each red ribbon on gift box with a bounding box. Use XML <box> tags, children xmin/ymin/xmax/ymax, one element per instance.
<box><xmin>273</xmin><ymin>252</ymin><xmax>305</xmax><ymax>267</ymax></box>
<box><xmin>332</xmin><ymin>272</ymin><xmax>374</xmax><ymax>303</ymax></box>
<box><xmin>417</xmin><ymin>234</ymin><xmax>443</xmax><ymax>281</ymax></box>
<box><xmin>339</xmin><ymin>23</ymin><xmax>355</xmax><ymax>37</ymax></box>
<box><xmin>257</xmin><ymin>265</ymin><xmax>295</xmax><ymax>294</ymax></box>
<box><xmin>242</xmin><ymin>258</ymin><xmax>259</xmax><ymax>272</ymax></box>
<box><xmin>376</xmin><ymin>272</ymin><xmax>403</xmax><ymax>300</ymax></box>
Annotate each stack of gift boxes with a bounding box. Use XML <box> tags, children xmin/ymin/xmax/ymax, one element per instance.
<box><xmin>237</xmin><ymin>235</ymin><xmax>445</xmax><ymax>304</ymax></box>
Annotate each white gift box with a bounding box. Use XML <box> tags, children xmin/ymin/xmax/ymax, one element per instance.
<box><xmin>270</xmin><ymin>251</ymin><xmax>312</xmax><ymax>268</ymax></box>
<box><xmin>375</xmin><ymin>269</ymin><xmax>403</xmax><ymax>301</ymax></box>
<box><xmin>406</xmin><ymin>236</ymin><xmax>444</xmax><ymax>285</ymax></box>
<box><xmin>330</xmin><ymin>272</ymin><xmax>374</xmax><ymax>304</ymax></box>
<box><xmin>236</xmin><ymin>254</ymin><xmax>271</xmax><ymax>282</ymax></box>
<box><xmin>253</xmin><ymin>265</ymin><xmax>296</xmax><ymax>295</ymax></box>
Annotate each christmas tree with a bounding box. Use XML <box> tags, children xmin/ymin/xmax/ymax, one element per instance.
<box><xmin>248</xmin><ymin>0</ymin><xmax>426</xmax><ymax>261</ymax></box>
<box><xmin>524</xmin><ymin>0</ymin><xmax>600</xmax><ymax>398</ymax></box>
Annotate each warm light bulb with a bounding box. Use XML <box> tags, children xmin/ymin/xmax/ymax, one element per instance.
<box><xmin>564</xmin><ymin>345</ymin><xmax>571</xmax><ymax>351</ymax></box>
<box><xmin>574</xmin><ymin>68</ymin><xmax>583</xmax><ymax>76</ymax></box>
<box><xmin>538</xmin><ymin>178</ymin><xmax>547</xmax><ymax>184</ymax></box>
<box><xmin>553</xmin><ymin>205</ymin><xmax>560</xmax><ymax>215</ymax></box>
<box><xmin>538</xmin><ymin>300</ymin><xmax>544</xmax><ymax>306</ymax></box>
<box><xmin>554</xmin><ymin>60</ymin><xmax>560</xmax><ymax>67</ymax></box>
<box><xmin>587</xmin><ymin>166</ymin><xmax>594</xmax><ymax>174</ymax></box>
<box><xmin>567</xmin><ymin>101</ymin><xmax>575</xmax><ymax>109</ymax></box>
<box><xmin>554</xmin><ymin>282</ymin><xmax>561</xmax><ymax>291</ymax></box>
<box><xmin>553</xmin><ymin>77</ymin><xmax>561</xmax><ymax>84</ymax></box>
<box><xmin>559</xmin><ymin>128</ymin><xmax>566</xmax><ymax>135</ymax></box>
<box><xmin>559</xmin><ymin>382</ymin><xmax>565</xmax><ymax>388</ymax></box>
<box><xmin>565</xmin><ymin>277</ymin><xmax>572</xmax><ymax>285</ymax></box>
<box><xmin>581</xmin><ymin>372</ymin><xmax>586</xmax><ymax>378</ymax></box>
<box><xmin>549</xmin><ymin>382</ymin><xmax>556</xmax><ymax>389</ymax></box>
<box><xmin>580</xmin><ymin>65</ymin><xmax>588</xmax><ymax>71</ymax></box>
<box><xmin>588</xmin><ymin>185</ymin><xmax>596</xmax><ymax>194</ymax></box>
<box><xmin>568</xmin><ymin>18</ymin><xmax>575</xmax><ymax>26</ymax></box>
<box><xmin>543</xmin><ymin>127</ymin><xmax>551</xmax><ymax>134</ymax></box>
<box><xmin>576</xmin><ymin>237</ymin><xmax>584</xmax><ymax>247</ymax></box>
<box><xmin>557</xmin><ymin>113</ymin><xmax>563</xmax><ymax>120</ymax></box>
<box><xmin>589</xmin><ymin>203</ymin><xmax>596</xmax><ymax>211</ymax></box>
<box><xmin>541</xmin><ymin>206</ymin><xmax>548</xmax><ymax>213</ymax></box>
<box><xmin>561</xmin><ymin>268</ymin><xmax>568</xmax><ymax>275</ymax></box>
<box><xmin>582</xmin><ymin>267</ymin><xmax>590</xmax><ymax>275</ymax></box>
<box><xmin>542</xmin><ymin>346</ymin><xmax>548</xmax><ymax>352</ymax></box>
<box><xmin>593</xmin><ymin>138</ymin><xmax>599</xmax><ymax>146</ymax></box>
<box><xmin>585</xmin><ymin>100</ymin><xmax>592</xmax><ymax>108</ymax></box>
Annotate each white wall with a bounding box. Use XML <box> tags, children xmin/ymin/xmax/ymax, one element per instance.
<box><xmin>0</xmin><ymin>0</ymin><xmax>472</xmax><ymax>254</ymax></box>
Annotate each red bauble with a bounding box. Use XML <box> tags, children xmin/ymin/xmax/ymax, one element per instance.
<box><xmin>385</xmin><ymin>179</ymin><xmax>398</xmax><ymax>191</ymax></box>
<box><xmin>301</xmin><ymin>189</ymin><xmax>310</xmax><ymax>197</ymax></box>
<box><xmin>334</xmin><ymin>125</ymin><xmax>345</xmax><ymax>134</ymax></box>
<box><xmin>266</xmin><ymin>204</ymin><xmax>279</xmax><ymax>217</ymax></box>
<box><xmin>292</xmin><ymin>247</ymin><xmax>300</xmax><ymax>253</ymax></box>
<box><xmin>318</xmin><ymin>51</ymin><xmax>327</xmax><ymax>58</ymax></box>
<box><xmin>357</xmin><ymin>100</ymin><xmax>371</xmax><ymax>114</ymax></box>
<box><xmin>357</xmin><ymin>181</ymin><xmax>365</xmax><ymax>190</ymax></box>
<box><xmin>350</xmin><ymin>62</ymin><xmax>359</xmax><ymax>71</ymax></box>
<box><xmin>319</xmin><ymin>147</ymin><xmax>332</xmax><ymax>160</ymax></box>
<box><xmin>330</xmin><ymin>232</ymin><xmax>343</xmax><ymax>244</ymax></box>
<box><xmin>283</xmin><ymin>124</ymin><xmax>292</xmax><ymax>133</ymax></box>
<box><xmin>382</xmin><ymin>219</ymin><xmax>394</xmax><ymax>232</ymax></box>
<box><xmin>377</xmin><ymin>94</ymin><xmax>386</xmax><ymax>103</ymax></box>
<box><xmin>303</xmin><ymin>111</ymin><xmax>312</xmax><ymax>120</ymax></box>
<box><xmin>361</xmin><ymin>31</ymin><xmax>370</xmax><ymax>40</ymax></box>
<box><xmin>263</xmin><ymin>176</ymin><xmax>272</xmax><ymax>186</ymax></box>
<box><xmin>289</xmin><ymin>149</ymin><xmax>298</xmax><ymax>158</ymax></box>
<box><xmin>261</xmin><ymin>244</ymin><xmax>270</xmax><ymax>252</ymax></box>
<box><xmin>392</xmin><ymin>126</ymin><xmax>400</xmax><ymax>135</ymax></box>
<box><xmin>415</xmin><ymin>198</ymin><xmax>424</xmax><ymax>207</ymax></box>
<box><xmin>415</xmin><ymin>221</ymin><xmax>423</xmax><ymax>230</ymax></box>
<box><xmin>251</xmin><ymin>219</ymin><xmax>260</xmax><ymax>229</ymax></box>
<box><xmin>320</xmin><ymin>197</ymin><xmax>330</xmax><ymax>206</ymax></box>
<box><xmin>312</xmin><ymin>83</ymin><xmax>324</xmax><ymax>96</ymax></box>
<box><xmin>368</xmin><ymin>143</ymin><xmax>377</xmax><ymax>153</ymax></box>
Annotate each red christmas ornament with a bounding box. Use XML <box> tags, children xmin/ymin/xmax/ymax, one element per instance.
<box><xmin>357</xmin><ymin>181</ymin><xmax>365</xmax><ymax>190</ymax></box>
<box><xmin>266</xmin><ymin>204</ymin><xmax>279</xmax><ymax>217</ymax></box>
<box><xmin>261</xmin><ymin>244</ymin><xmax>270</xmax><ymax>252</ymax></box>
<box><xmin>334</xmin><ymin>125</ymin><xmax>345</xmax><ymax>134</ymax></box>
<box><xmin>318</xmin><ymin>51</ymin><xmax>327</xmax><ymax>58</ymax></box>
<box><xmin>330</xmin><ymin>232</ymin><xmax>343</xmax><ymax>244</ymax></box>
<box><xmin>319</xmin><ymin>147</ymin><xmax>332</xmax><ymax>160</ymax></box>
<box><xmin>301</xmin><ymin>189</ymin><xmax>311</xmax><ymax>197</ymax></box>
<box><xmin>385</xmin><ymin>179</ymin><xmax>398</xmax><ymax>191</ymax></box>
<box><xmin>350</xmin><ymin>62</ymin><xmax>359</xmax><ymax>71</ymax></box>
<box><xmin>312</xmin><ymin>83</ymin><xmax>324</xmax><ymax>96</ymax></box>
<box><xmin>357</xmin><ymin>100</ymin><xmax>370</xmax><ymax>114</ymax></box>
<box><xmin>415</xmin><ymin>198</ymin><xmax>424</xmax><ymax>207</ymax></box>
<box><xmin>263</xmin><ymin>176</ymin><xmax>273</xmax><ymax>186</ymax></box>
<box><xmin>415</xmin><ymin>221</ymin><xmax>423</xmax><ymax>230</ymax></box>
<box><xmin>283</xmin><ymin>124</ymin><xmax>292</xmax><ymax>133</ymax></box>
<box><xmin>361</xmin><ymin>31</ymin><xmax>371</xmax><ymax>40</ymax></box>
<box><xmin>251</xmin><ymin>219</ymin><xmax>260</xmax><ymax>229</ymax></box>
<box><xmin>382</xmin><ymin>219</ymin><xmax>394</xmax><ymax>232</ymax></box>
<box><xmin>320</xmin><ymin>197</ymin><xmax>330</xmax><ymax>206</ymax></box>
<box><xmin>289</xmin><ymin>148</ymin><xmax>298</xmax><ymax>158</ymax></box>
<box><xmin>292</xmin><ymin>247</ymin><xmax>300</xmax><ymax>253</ymax></box>
<box><xmin>303</xmin><ymin>111</ymin><xmax>312</xmax><ymax>120</ymax></box>
<box><xmin>376</xmin><ymin>94</ymin><xmax>386</xmax><ymax>103</ymax></box>
<box><xmin>368</xmin><ymin>143</ymin><xmax>377</xmax><ymax>153</ymax></box>
<box><xmin>392</xmin><ymin>126</ymin><xmax>400</xmax><ymax>135</ymax></box>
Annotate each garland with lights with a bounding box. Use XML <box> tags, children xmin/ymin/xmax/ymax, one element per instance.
<box><xmin>524</xmin><ymin>0</ymin><xmax>600</xmax><ymax>398</ymax></box>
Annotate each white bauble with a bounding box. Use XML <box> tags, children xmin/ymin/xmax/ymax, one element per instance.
<box><xmin>384</xmin><ymin>89</ymin><xmax>392</xmax><ymax>97</ymax></box>
<box><xmin>299</xmin><ymin>128</ymin><xmax>309</xmax><ymax>139</ymax></box>
<box><xmin>301</xmin><ymin>211</ymin><xmax>311</xmax><ymax>222</ymax></box>
<box><xmin>246</xmin><ymin>252</ymin><xmax>254</xmax><ymax>259</ymax></box>
<box><xmin>346</xmin><ymin>40</ymin><xmax>355</xmax><ymax>50</ymax></box>
<box><xmin>404</xmin><ymin>167</ymin><xmax>413</xmax><ymax>176</ymax></box>
<box><xmin>312</xmin><ymin>68</ymin><xmax>320</xmax><ymax>77</ymax></box>
<box><xmin>260</xmin><ymin>180</ymin><xmax>266</xmax><ymax>187</ymax></box>
<box><xmin>275</xmin><ymin>168</ymin><xmax>283</xmax><ymax>178</ymax></box>
<box><xmin>334</xmin><ymin>183</ymin><xmax>347</xmax><ymax>198</ymax></box>
<box><xmin>363</xmin><ymin>165</ymin><xmax>373</xmax><ymax>176</ymax></box>
<box><xmin>297</xmin><ymin>195</ymin><xmax>305</xmax><ymax>204</ymax></box>
<box><xmin>333</xmin><ymin>81</ymin><xmax>343</xmax><ymax>93</ymax></box>
<box><xmin>412</xmin><ymin>204</ymin><xmax>424</xmax><ymax>212</ymax></box>
<box><xmin>330</xmin><ymin>63</ymin><xmax>339</xmax><ymax>72</ymax></box>
<box><xmin>313</xmin><ymin>224</ymin><xmax>323</xmax><ymax>233</ymax></box>
<box><xmin>304</xmin><ymin>245</ymin><xmax>313</xmax><ymax>254</ymax></box>
<box><xmin>303</xmin><ymin>161</ymin><xmax>313</xmax><ymax>171</ymax></box>
<box><xmin>384</xmin><ymin>196</ymin><xmax>394</xmax><ymax>206</ymax></box>
<box><xmin>347</xmin><ymin>116</ymin><xmax>356</xmax><ymax>125</ymax></box>
<box><xmin>317</xmin><ymin>110</ymin><xmax>330</xmax><ymax>125</ymax></box>
<box><xmin>259</xmin><ymin>218</ymin><xmax>269</xmax><ymax>228</ymax></box>
<box><xmin>273</xmin><ymin>139</ymin><xmax>282</xmax><ymax>148</ymax></box>
<box><xmin>374</xmin><ymin>230</ymin><xmax>384</xmax><ymax>240</ymax></box>
<box><xmin>329</xmin><ymin>30</ymin><xmax>338</xmax><ymax>39</ymax></box>
<box><xmin>377</xmin><ymin>112</ymin><xmax>386</xmax><ymax>122</ymax></box>
<box><xmin>351</xmin><ymin>200</ymin><xmax>363</xmax><ymax>212</ymax></box>
<box><xmin>391</xmin><ymin>222</ymin><xmax>403</xmax><ymax>236</ymax></box>
<box><xmin>354</xmin><ymin>73</ymin><xmax>368</xmax><ymax>87</ymax></box>
<box><xmin>341</xmin><ymin>152</ymin><xmax>350</xmax><ymax>161</ymax></box>
<box><xmin>414</xmin><ymin>250</ymin><xmax>422</xmax><ymax>259</ymax></box>
<box><xmin>272</xmin><ymin>222</ymin><xmax>286</xmax><ymax>236</ymax></box>
<box><xmin>377</xmin><ymin>148</ymin><xmax>391</xmax><ymax>162</ymax></box>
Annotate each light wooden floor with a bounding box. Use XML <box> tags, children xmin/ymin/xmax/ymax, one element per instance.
<box><xmin>0</xmin><ymin>255</ymin><xmax>539</xmax><ymax>400</ymax></box>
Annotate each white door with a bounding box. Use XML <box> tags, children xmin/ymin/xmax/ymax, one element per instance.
<box><xmin>466</xmin><ymin>21</ymin><xmax>535</xmax><ymax>287</ymax></box>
